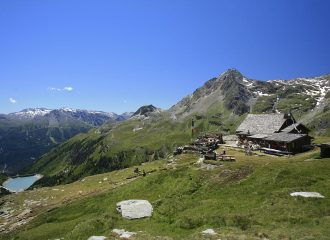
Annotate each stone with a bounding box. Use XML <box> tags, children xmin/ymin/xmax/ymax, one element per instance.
<box><xmin>88</xmin><ymin>237</ymin><xmax>106</xmax><ymax>240</ymax></box>
<box><xmin>290</xmin><ymin>192</ymin><xmax>325</xmax><ymax>198</ymax></box>
<box><xmin>112</xmin><ymin>229</ymin><xmax>136</xmax><ymax>238</ymax></box>
<box><xmin>121</xmin><ymin>231</ymin><xmax>136</xmax><ymax>238</ymax></box>
<box><xmin>116</xmin><ymin>200</ymin><xmax>153</xmax><ymax>219</ymax></box>
<box><xmin>202</xmin><ymin>229</ymin><xmax>216</xmax><ymax>235</ymax></box>
<box><xmin>112</xmin><ymin>229</ymin><xmax>125</xmax><ymax>235</ymax></box>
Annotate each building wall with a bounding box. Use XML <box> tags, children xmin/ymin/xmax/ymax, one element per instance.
<box><xmin>320</xmin><ymin>148</ymin><xmax>330</xmax><ymax>158</ymax></box>
<box><xmin>288</xmin><ymin>138</ymin><xmax>311</xmax><ymax>152</ymax></box>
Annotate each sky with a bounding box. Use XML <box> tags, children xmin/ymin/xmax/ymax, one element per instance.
<box><xmin>1</xmin><ymin>0</ymin><xmax>330</xmax><ymax>115</ymax></box>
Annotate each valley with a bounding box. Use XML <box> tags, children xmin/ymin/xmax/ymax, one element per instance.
<box><xmin>1</xmin><ymin>68</ymin><xmax>330</xmax><ymax>239</ymax></box>
<box><xmin>0</xmin><ymin>108</ymin><xmax>134</xmax><ymax>173</ymax></box>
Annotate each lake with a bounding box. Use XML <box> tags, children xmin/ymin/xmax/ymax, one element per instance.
<box><xmin>3</xmin><ymin>174</ymin><xmax>42</xmax><ymax>192</ymax></box>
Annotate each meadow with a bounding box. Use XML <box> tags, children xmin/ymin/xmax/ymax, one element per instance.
<box><xmin>1</xmin><ymin>137</ymin><xmax>330</xmax><ymax>240</ymax></box>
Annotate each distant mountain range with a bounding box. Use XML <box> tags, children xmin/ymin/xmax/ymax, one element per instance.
<box><xmin>0</xmin><ymin>108</ymin><xmax>134</xmax><ymax>173</ymax></box>
<box><xmin>18</xmin><ymin>68</ymin><xmax>330</xmax><ymax>188</ymax></box>
<box><xmin>8</xmin><ymin>107</ymin><xmax>133</xmax><ymax>125</ymax></box>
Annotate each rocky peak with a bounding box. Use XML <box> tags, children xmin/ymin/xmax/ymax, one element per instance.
<box><xmin>131</xmin><ymin>105</ymin><xmax>162</xmax><ymax>118</ymax></box>
<box><xmin>217</xmin><ymin>68</ymin><xmax>245</xmax><ymax>83</ymax></box>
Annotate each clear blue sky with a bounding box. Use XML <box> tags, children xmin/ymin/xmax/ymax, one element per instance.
<box><xmin>1</xmin><ymin>0</ymin><xmax>330</xmax><ymax>114</ymax></box>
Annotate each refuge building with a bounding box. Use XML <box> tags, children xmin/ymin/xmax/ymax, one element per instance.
<box><xmin>236</xmin><ymin>113</ymin><xmax>313</xmax><ymax>153</ymax></box>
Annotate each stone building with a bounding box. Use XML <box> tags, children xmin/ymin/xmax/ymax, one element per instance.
<box><xmin>236</xmin><ymin>113</ymin><xmax>313</xmax><ymax>153</ymax></box>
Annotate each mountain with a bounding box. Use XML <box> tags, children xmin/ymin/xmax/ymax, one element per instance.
<box><xmin>9</xmin><ymin>108</ymin><xmax>134</xmax><ymax>126</ymax></box>
<box><xmin>0</xmin><ymin>113</ymin><xmax>93</xmax><ymax>173</ymax></box>
<box><xmin>130</xmin><ymin>105</ymin><xmax>163</xmax><ymax>120</ymax></box>
<box><xmin>121</xmin><ymin>111</ymin><xmax>136</xmax><ymax>119</ymax></box>
<box><xmin>8</xmin><ymin>108</ymin><xmax>52</xmax><ymax>120</ymax></box>
<box><xmin>0</xmin><ymin>114</ymin><xmax>21</xmax><ymax>136</ymax></box>
<box><xmin>168</xmin><ymin>68</ymin><xmax>330</xmax><ymax>134</ymax></box>
<box><xmin>169</xmin><ymin>68</ymin><xmax>330</xmax><ymax>118</ymax></box>
<box><xmin>0</xmin><ymin>108</ymin><xmax>134</xmax><ymax>173</ymax></box>
<box><xmin>19</xmin><ymin>68</ymin><xmax>330</xmax><ymax>187</ymax></box>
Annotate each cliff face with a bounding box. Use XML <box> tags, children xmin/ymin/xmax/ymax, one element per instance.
<box><xmin>168</xmin><ymin>68</ymin><xmax>254</xmax><ymax>117</ymax></box>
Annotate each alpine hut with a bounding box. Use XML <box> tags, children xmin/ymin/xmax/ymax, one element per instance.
<box><xmin>236</xmin><ymin>113</ymin><xmax>313</xmax><ymax>153</ymax></box>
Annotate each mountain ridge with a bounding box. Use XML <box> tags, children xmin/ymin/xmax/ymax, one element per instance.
<box><xmin>0</xmin><ymin>108</ymin><xmax>134</xmax><ymax>173</ymax></box>
<box><xmin>168</xmin><ymin>68</ymin><xmax>330</xmax><ymax>119</ymax></box>
<box><xmin>8</xmin><ymin>107</ymin><xmax>134</xmax><ymax>125</ymax></box>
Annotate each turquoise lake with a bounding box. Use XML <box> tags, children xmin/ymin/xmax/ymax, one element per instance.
<box><xmin>4</xmin><ymin>176</ymin><xmax>39</xmax><ymax>191</ymax></box>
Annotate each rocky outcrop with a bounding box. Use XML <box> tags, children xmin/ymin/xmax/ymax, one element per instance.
<box><xmin>131</xmin><ymin>105</ymin><xmax>163</xmax><ymax>119</ymax></box>
<box><xmin>290</xmin><ymin>192</ymin><xmax>325</xmax><ymax>198</ymax></box>
<box><xmin>116</xmin><ymin>200</ymin><xmax>153</xmax><ymax>219</ymax></box>
<box><xmin>111</xmin><ymin>229</ymin><xmax>136</xmax><ymax>238</ymax></box>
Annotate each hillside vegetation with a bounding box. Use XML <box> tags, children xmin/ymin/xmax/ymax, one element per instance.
<box><xmin>1</xmin><ymin>139</ymin><xmax>330</xmax><ymax>239</ymax></box>
<box><xmin>20</xmin><ymin>114</ymin><xmax>219</xmax><ymax>186</ymax></box>
<box><xmin>0</xmin><ymin>118</ymin><xmax>92</xmax><ymax>172</ymax></box>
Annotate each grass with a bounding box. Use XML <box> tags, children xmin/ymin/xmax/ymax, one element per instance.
<box><xmin>1</xmin><ymin>138</ymin><xmax>330</xmax><ymax>239</ymax></box>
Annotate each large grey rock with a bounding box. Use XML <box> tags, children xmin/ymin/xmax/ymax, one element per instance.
<box><xmin>202</xmin><ymin>229</ymin><xmax>216</xmax><ymax>235</ymax></box>
<box><xmin>112</xmin><ymin>229</ymin><xmax>136</xmax><ymax>238</ymax></box>
<box><xmin>290</xmin><ymin>192</ymin><xmax>325</xmax><ymax>198</ymax></box>
<box><xmin>88</xmin><ymin>236</ymin><xmax>106</xmax><ymax>240</ymax></box>
<box><xmin>116</xmin><ymin>200</ymin><xmax>153</xmax><ymax>219</ymax></box>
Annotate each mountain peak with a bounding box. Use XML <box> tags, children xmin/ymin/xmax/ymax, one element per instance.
<box><xmin>8</xmin><ymin>108</ymin><xmax>52</xmax><ymax>119</ymax></box>
<box><xmin>131</xmin><ymin>105</ymin><xmax>162</xmax><ymax>118</ymax></box>
<box><xmin>218</xmin><ymin>68</ymin><xmax>244</xmax><ymax>80</ymax></box>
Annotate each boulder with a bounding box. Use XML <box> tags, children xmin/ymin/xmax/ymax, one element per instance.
<box><xmin>290</xmin><ymin>192</ymin><xmax>325</xmax><ymax>198</ymax></box>
<box><xmin>112</xmin><ymin>229</ymin><xmax>136</xmax><ymax>238</ymax></box>
<box><xmin>202</xmin><ymin>229</ymin><xmax>216</xmax><ymax>235</ymax></box>
<box><xmin>116</xmin><ymin>200</ymin><xmax>153</xmax><ymax>219</ymax></box>
<box><xmin>88</xmin><ymin>236</ymin><xmax>106</xmax><ymax>240</ymax></box>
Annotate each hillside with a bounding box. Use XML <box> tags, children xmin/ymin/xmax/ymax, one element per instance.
<box><xmin>1</xmin><ymin>140</ymin><xmax>330</xmax><ymax>239</ymax></box>
<box><xmin>0</xmin><ymin>114</ymin><xmax>93</xmax><ymax>173</ymax></box>
<box><xmin>20</xmin><ymin>68</ymin><xmax>330</xmax><ymax>186</ymax></box>
<box><xmin>0</xmin><ymin>108</ymin><xmax>134</xmax><ymax>173</ymax></box>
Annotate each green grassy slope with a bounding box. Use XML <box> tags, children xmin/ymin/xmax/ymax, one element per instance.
<box><xmin>306</xmin><ymin>94</ymin><xmax>330</xmax><ymax>136</ymax></box>
<box><xmin>1</xmin><ymin>143</ymin><xmax>330</xmax><ymax>239</ymax></box>
<box><xmin>21</xmin><ymin>103</ymin><xmax>245</xmax><ymax>187</ymax></box>
<box><xmin>0</xmin><ymin>118</ymin><xmax>93</xmax><ymax>172</ymax></box>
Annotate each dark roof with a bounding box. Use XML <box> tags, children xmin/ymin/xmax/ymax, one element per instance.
<box><xmin>263</xmin><ymin>132</ymin><xmax>308</xmax><ymax>143</ymax></box>
<box><xmin>236</xmin><ymin>114</ymin><xmax>287</xmax><ymax>135</ymax></box>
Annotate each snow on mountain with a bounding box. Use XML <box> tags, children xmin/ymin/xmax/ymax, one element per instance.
<box><xmin>267</xmin><ymin>74</ymin><xmax>330</xmax><ymax>97</ymax></box>
<box><xmin>8</xmin><ymin>107</ymin><xmax>132</xmax><ymax>126</ymax></box>
<box><xmin>60</xmin><ymin>107</ymin><xmax>117</xmax><ymax>118</ymax></box>
<box><xmin>8</xmin><ymin>108</ymin><xmax>52</xmax><ymax>119</ymax></box>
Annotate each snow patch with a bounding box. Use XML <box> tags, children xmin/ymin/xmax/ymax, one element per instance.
<box><xmin>253</xmin><ymin>91</ymin><xmax>269</xmax><ymax>96</ymax></box>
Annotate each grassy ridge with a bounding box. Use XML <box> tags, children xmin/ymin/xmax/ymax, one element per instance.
<box><xmin>21</xmin><ymin>110</ymin><xmax>236</xmax><ymax>187</ymax></box>
<box><xmin>0</xmin><ymin>119</ymin><xmax>93</xmax><ymax>173</ymax></box>
<box><xmin>2</xmin><ymin>143</ymin><xmax>330</xmax><ymax>239</ymax></box>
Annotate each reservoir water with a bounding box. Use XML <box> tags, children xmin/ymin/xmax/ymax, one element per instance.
<box><xmin>4</xmin><ymin>175</ymin><xmax>41</xmax><ymax>192</ymax></box>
